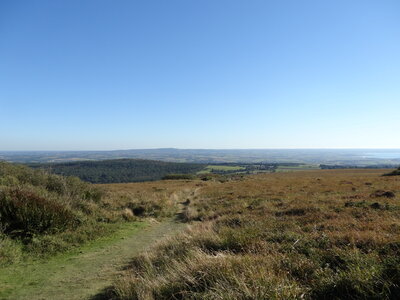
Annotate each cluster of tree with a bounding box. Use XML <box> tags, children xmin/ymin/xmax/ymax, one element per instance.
<box><xmin>29</xmin><ymin>159</ymin><xmax>205</xmax><ymax>183</ymax></box>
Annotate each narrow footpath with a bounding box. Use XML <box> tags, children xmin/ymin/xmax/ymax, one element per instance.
<box><xmin>0</xmin><ymin>220</ymin><xmax>185</xmax><ymax>300</ymax></box>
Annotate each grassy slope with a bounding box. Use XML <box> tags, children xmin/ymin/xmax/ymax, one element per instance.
<box><xmin>3</xmin><ymin>163</ymin><xmax>400</xmax><ymax>299</ymax></box>
<box><xmin>0</xmin><ymin>161</ymin><xmax>118</xmax><ymax>262</ymax></box>
<box><xmin>106</xmin><ymin>169</ymin><xmax>400</xmax><ymax>300</ymax></box>
<box><xmin>0</xmin><ymin>162</ymin><xmax>195</xmax><ymax>299</ymax></box>
<box><xmin>0</xmin><ymin>221</ymin><xmax>185</xmax><ymax>300</ymax></box>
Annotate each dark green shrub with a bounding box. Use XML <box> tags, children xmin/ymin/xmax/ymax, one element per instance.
<box><xmin>0</xmin><ymin>234</ymin><xmax>22</xmax><ymax>265</ymax></box>
<box><xmin>380</xmin><ymin>256</ymin><xmax>400</xmax><ymax>299</ymax></box>
<box><xmin>0</xmin><ymin>175</ymin><xmax>19</xmax><ymax>186</ymax></box>
<box><xmin>383</xmin><ymin>167</ymin><xmax>400</xmax><ymax>176</ymax></box>
<box><xmin>0</xmin><ymin>187</ymin><xmax>80</xmax><ymax>237</ymax></box>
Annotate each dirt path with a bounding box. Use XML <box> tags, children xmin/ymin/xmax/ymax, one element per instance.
<box><xmin>0</xmin><ymin>220</ymin><xmax>185</xmax><ymax>300</ymax></box>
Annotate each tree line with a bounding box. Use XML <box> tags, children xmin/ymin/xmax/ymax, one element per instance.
<box><xmin>29</xmin><ymin>159</ymin><xmax>205</xmax><ymax>183</ymax></box>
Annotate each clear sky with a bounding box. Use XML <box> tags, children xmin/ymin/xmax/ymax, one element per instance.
<box><xmin>1</xmin><ymin>0</ymin><xmax>399</xmax><ymax>150</ymax></box>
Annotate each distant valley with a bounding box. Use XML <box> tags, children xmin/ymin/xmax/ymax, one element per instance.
<box><xmin>1</xmin><ymin>148</ymin><xmax>400</xmax><ymax>166</ymax></box>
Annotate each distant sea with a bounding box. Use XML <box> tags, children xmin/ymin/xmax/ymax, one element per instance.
<box><xmin>364</xmin><ymin>152</ymin><xmax>400</xmax><ymax>159</ymax></box>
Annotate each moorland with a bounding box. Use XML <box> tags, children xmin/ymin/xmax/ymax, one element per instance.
<box><xmin>0</xmin><ymin>161</ymin><xmax>399</xmax><ymax>299</ymax></box>
<box><xmin>100</xmin><ymin>168</ymin><xmax>400</xmax><ymax>300</ymax></box>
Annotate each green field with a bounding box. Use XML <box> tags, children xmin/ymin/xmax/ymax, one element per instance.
<box><xmin>275</xmin><ymin>164</ymin><xmax>320</xmax><ymax>172</ymax></box>
<box><xmin>197</xmin><ymin>165</ymin><xmax>246</xmax><ymax>174</ymax></box>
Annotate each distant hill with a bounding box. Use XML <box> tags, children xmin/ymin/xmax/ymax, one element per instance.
<box><xmin>29</xmin><ymin>159</ymin><xmax>205</xmax><ymax>183</ymax></box>
<box><xmin>2</xmin><ymin>148</ymin><xmax>400</xmax><ymax>165</ymax></box>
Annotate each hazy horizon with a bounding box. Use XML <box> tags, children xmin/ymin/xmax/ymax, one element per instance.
<box><xmin>2</xmin><ymin>147</ymin><xmax>400</xmax><ymax>152</ymax></box>
<box><xmin>2</xmin><ymin>148</ymin><xmax>400</xmax><ymax>165</ymax></box>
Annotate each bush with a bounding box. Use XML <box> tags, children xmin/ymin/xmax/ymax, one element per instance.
<box><xmin>383</xmin><ymin>167</ymin><xmax>400</xmax><ymax>176</ymax></box>
<box><xmin>0</xmin><ymin>187</ymin><xmax>80</xmax><ymax>237</ymax></box>
<box><xmin>0</xmin><ymin>162</ymin><xmax>141</xmax><ymax>262</ymax></box>
<box><xmin>0</xmin><ymin>234</ymin><xmax>22</xmax><ymax>266</ymax></box>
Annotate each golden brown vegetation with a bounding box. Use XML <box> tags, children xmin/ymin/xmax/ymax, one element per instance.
<box><xmin>99</xmin><ymin>180</ymin><xmax>202</xmax><ymax>220</ymax></box>
<box><xmin>105</xmin><ymin>169</ymin><xmax>400</xmax><ymax>299</ymax></box>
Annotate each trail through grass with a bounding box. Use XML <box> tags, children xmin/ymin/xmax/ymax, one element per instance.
<box><xmin>0</xmin><ymin>220</ymin><xmax>185</xmax><ymax>300</ymax></box>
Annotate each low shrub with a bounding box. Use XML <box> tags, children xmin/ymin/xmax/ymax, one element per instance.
<box><xmin>0</xmin><ymin>234</ymin><xmax>22</xmax><ymax>266</ymax></box>
<box><xmin>0</xmin><ymin>187</ymin><xmax>80</xmax><ymax>237</ymax></box>
<box><xmin>383</xmin><ymin>167</ymin><xmax>400</xmax><ymax>176</ymax></box>
<box><xmin>0</xmin><ymin>162</ymin><xmax>113</xmax><ymax>262</ymax></box>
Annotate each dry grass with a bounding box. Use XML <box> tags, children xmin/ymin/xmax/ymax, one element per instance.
<box><xmin>99</xmin><ymin>180</ymin><xmax>203</xmax><ymax>219</ymax></box>
<box><xmin>106</xmin><ymin>169</ymin><xmax>400</xmax><ymax>300</ymax></box>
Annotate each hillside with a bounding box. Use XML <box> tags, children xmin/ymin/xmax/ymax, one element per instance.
<box><xmin>0</xmin><ymin>161</ymin><xmax>189</xmax><ymax>263</ymax></box>
<box><xmin>0</xmin><ymin>161</ymin><xmax>195</xmax><ymax>299</ymax></box>
<box><xmin>29</xmin><ymin>159</ymin><xmax>205</xmax><ymax>183</ymax></box>
<box><xmin>2</xmin><ymin>164</ymin><xmax>400</xmax><ymax>299</ymax></box>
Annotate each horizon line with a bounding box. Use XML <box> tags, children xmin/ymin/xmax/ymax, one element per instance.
<box><xmin>1</xmin><ymin>147</ymin><xmax>400</xmax><ymax>152</ymax></box>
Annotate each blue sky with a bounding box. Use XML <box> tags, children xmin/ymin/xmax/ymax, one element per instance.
<box><xmin>1</xmin><ymin>0</ymin><xmax>399</xmax><ymax>150</ymax></box>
